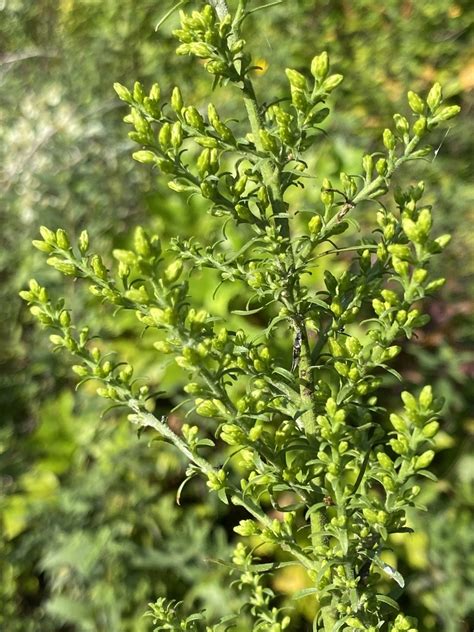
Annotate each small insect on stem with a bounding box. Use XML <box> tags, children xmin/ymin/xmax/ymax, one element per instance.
<box><xmin>322</xmin><ymin>187</ymin><xmax>356</xmax><ymax>221</ymax></box>
<box><xmin>291</xmin><ymin>327</ymin><xmax>303</xmax><ymax>372</ymax></box>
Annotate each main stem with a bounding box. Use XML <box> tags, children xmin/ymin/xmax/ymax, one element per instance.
<box><xmin>208</xmin><ymin>1</ymin><xmax>336</xmax><ymax>627</ymax></box>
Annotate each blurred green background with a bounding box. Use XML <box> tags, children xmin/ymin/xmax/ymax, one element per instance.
<box><xmin>0</xmin><ymin>1</ymin><xmax>472</xmax><ymax>630</ymax></box>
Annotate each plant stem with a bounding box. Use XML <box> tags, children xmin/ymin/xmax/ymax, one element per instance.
<box><xmin>127</xmin><ymin>403</ymin><xmax>214</xmax><ymax>474</ymax></box>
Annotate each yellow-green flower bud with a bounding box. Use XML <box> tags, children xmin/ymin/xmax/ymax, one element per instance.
<box><xmin>423</xmin><ymin>421</ymin><xmax>439</xmax><ymax>438</ymax></box>
<box><xmin>413</xmin><ymin>116</ymin><xmax>427</xmax><ymax>137</ymax></box>
<box><xmin>285</xmin><ymin>68</ymin><xmax>307</xmax><ymax>90</ymax></box>
<box><xmin>171</xmin><ymin>86</ymin><xmax>183</xmax><ymax>113</ymax></box>
<box><xmin>407</xmin><ymin>90</ymin><xmax>425</xmax><ymax>114</ymax></box>
<box><xmin>390</xmin><ymin>438</ymin><xmax>408</xmax><ymax>455</ymax></box>
<box><xmin>393</xmin><ymin>113</ymin><xmax>409</xmax><ymax>135</ymax></box>
<box><xmin>59</xmin><ymin>310</ymin><xmax>71</xmax><ymax>328</ymax></box>
<box><xmin>383</xmin><ymin>128</ymin><xmax>396</xmax><ymax>151</ymax></box>
<box><xmin>435</xmin><ymin>234</ymin><xmax>451</xmax><ymax>249</ymax></box>
<box><xmin>90</xmin><ymin>254</ymin><xmax>108</xmax><ymax>280</ymax></box>
<box><xmin>425</xmin><ymin>278</ymin><xmax>446</xmax><ymax>293</ymax></box>
<box><xmin>427</xmin><ymin>82</ymin><xmax>442</xmax><ymax>112</ymax></box>
<box><xmin>154</xmin><ymin>340</ymin><xmax>173</xmax><ymax>354</ymax></box>
<box><xmin>189</xmin><ymin>41</ymin><xmax>213</xmax><ymax>58</ymax></box>
<box><xmin>47</xmin><ymin>257</ymin><xmax>77</xmax><ymax>276</ymax></box>
<box><xmin>49</xmin><ymin>334</ymin><xmax>64</xmax><ymax>346</ymax></box>
<box><xmin>184</xmin><ymin>106</ymin><xmax>205</xmax><ymax>131</ymax></box>
<box><xmin>78</xmin><ymin>230</ymin><xmax>89</xmax><ymax>255</ymax></box>
<box><xmin>55</xmin><ymin>229</ymin><xmax>70</xmax><ymax>250</ymax></box>
<box><xmin>415</xmin><ymin>449</ymin><xmax>435</xmax><ymax>470</ymax></box>
<box><xmin>402</xmin><ymin>217</ymin><xmax>418</xmax><ymax>242</ymax></box>
<box><xmin>134</xmin><ymin>226</ymin><xmax>151</xmax><ymax>257</ymax></box>
<box><xmin>113</xmin><ymin>82</ymin><xmax>132</xmax><ymax>103</ymax></box>
<box><xmin>322</xmin><ymin>73</ymin><xmax>343</xmax><ymax>94</ymax></box>
<box><xmin>234</xmin><ymin>519</ymin><xmax>258</xmax><ymax>536</ymax></box>
<box><xmin>362</xmin><ymin>154</ymin><xmax>373</xmax><ymax>178</ymax></box>
<box><xmin>158</xmin><ymin>122</ymin><xmax>172</xmax><ymax>150</ymax></box>
<box><xmin>417</xmin><ymin>207</ymin><xmax>432</xmax><ymax>236</ymax></box>
<box><xmin>390</xmin><ymin>413</ymin><xmax>408</xmax><ymax>433</ymax></box>
<box><xmin>412</xmin><ymin>268</ymin><xmax>428</xmax><ymax>284</ymax></box>
<box><xmin>308</xmin><ymin>214</ymin><xmax>322</xmax><ymax>235</ymax></box>
<box><xmin>376</xmin><ymin>158</ymin><xmax>388</xmax><ymax>176</ymax></box>
<box><xmin>377</xmin><ymin>452</ymin><xmax>393</xmax><ymax>469</ymax></box>
<box><xmin>171</xmin><ymin>121</ymin><xmax>183</xmax><ymax>148</ymax></box>
<box><xmin>321</xmin><ymin>179</ymin><xmax>334</xmax><ymax>206</ymax></box>
<box><xmin>233</xmin><ymin>174</ymin><xmax>248</xmax><ymax>196</ymax></box>
<box><xmin>132</xmin><ymin>81</ymin><xmax>145</xmax><ymax>103</ymax></box>
<box><xmin>206</xmin><ymin>469</ymin><xmax>226</xmax><ymax>491</ymax></box>
<box><xmin>330</xmin><ymin>299</ymin><xmax>342</xmax><ymax>317</ymax></box>
<box><xmin>435</xmin><ymin>105</ymin><xmax>460</xmax><ymax>121</ymax></box>
<box><xmin>40</xmin><ymin>225</ymin><xmax>57</xmax><ymax>244</ymax></box>
<box><xmin>32</xmin><ymin>240</ymin><xmax>54</xmax><ymax>253</ymax></box>
<box><xmin>419</xmin><ymin>385</ymin><xmax>433</xmax><ymax>409</ymax></box>
<box><xmin>392</xmin><ymin>256</ymin><xmax>409</xmax><ymax>277</ymax></box>
<box><xmin>132</xmin><ymin>150</ymin><xmax>156</xmax><ymax>164</ymax></box>
<box><xmin>311</xmin><ymin>51</ymin><xmax>329</xmax><ymax>80</ymax></box>
<box><xmin>259</xmin><ymin>129</ymin><xmax>279</xmax><ymax>154</ymax></box>
<box><xmin>163</xmin><ymin>259</ymin><xmax>183</xmax><ymax>283</ymax></box>
<box><xmin>196</xmin><ymin>399</ymin><xmax>218</xmax><ymax>417</ymax></box>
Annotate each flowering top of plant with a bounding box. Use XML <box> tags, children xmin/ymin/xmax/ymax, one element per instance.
<box><xmin>21</xmin><ymin>1</ymin><xmax>460</xmax><ymax>630</ymax></box>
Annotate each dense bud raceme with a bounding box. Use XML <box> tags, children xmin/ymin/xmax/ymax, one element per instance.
<box><xmin>21</xmin><ymin>1</ymin><xmax>460</xmax><ymax>630</ymax></box>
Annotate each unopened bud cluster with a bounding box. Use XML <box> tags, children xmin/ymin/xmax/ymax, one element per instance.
<box><xmin>21</xmin><ymin>2</ymin><xmax>460</xmax><ymax>630</ymax></box>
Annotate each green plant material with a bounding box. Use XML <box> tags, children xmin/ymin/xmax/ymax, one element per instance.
<box><xmin>21</xmin><ymin>1</ymin><xmax>462</xmax><ymax>630</ymax></box>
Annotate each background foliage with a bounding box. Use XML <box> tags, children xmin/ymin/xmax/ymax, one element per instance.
<box><xmin>1</xmin><ymin>0</ymin><xmax>472</xmax><ymax>630</ymax></box>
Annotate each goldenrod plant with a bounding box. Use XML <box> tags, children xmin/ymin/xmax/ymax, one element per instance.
<box><xmin>21</xmin><ymin>1</ymin><xmax>460</xmax><ymax>629</ymax></box>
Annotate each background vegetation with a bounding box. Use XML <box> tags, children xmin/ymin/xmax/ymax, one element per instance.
<box><xmin>1</xmin><ymin>1</ymin><xmax>472</xmax><ymax>630</ymax></box>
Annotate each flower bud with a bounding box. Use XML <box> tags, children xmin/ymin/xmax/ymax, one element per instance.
<box><xmin>32</xmin><ymin>240</ymin><xmax>54</xmax><ymax>253</ymax></box>
<box><xmin>322</xmin><ymin>74</ymin><xmax>343</xmax><ymax>92</ymax></box>
<box><xmin>285</xmin><ymin>68</ymin><xmax>307</xmax><ymax>90</ymax></box>
<box><xmin>259</xmin><ymin>129</ymin><xmax>279</xmax><ymax>154</ymax></box>
<box><xmin>113</xmin><ymin>82</ymin><xmax>132</xmax><ymax>103</ymax></box>
<box><xmin>40</xmin><ymin>226</ymin><xmax>57</xmax><ymax>244</ymax></box>
<box><xmin>171</xmin><ymin>86</ymin><xmax>183</xmax><ymax>113</ymax></box>
<box><xmin>90</xmin><ymin>255</ymin><xmax>108</xmax><ymax>280</ymax></box>
<box><xmin>49</xmin><ymin>334</ymin><xmax>64</xmax><ymax>346</ymax></box>
<box><xmin>413</xmin><ymin>116</ymin><xmax>427</xmax><ymax>137</ymax></box>
<box><xmin>163</xmin><ymin>259</ymin><xmax>183</xmax><ymax>283</ymax></box>
<box><xmin>184</xmin><ymin>106</ymin><xmax>205</xmax><ymax>132</ymax></box>
<box><xmin>362</xmin><ymin>154</ymin><xmax>373</xmax><ymax>178</ymax></box>
<box><xmin>407</xmin><ymin>90</ymin><xmax>425</xmax><ymax>114</ymax></box>
<box><xmin>134</xmin><ymin>226</ymin><xmax>151</xmax><ymax>257</ymax></box>
<box><xmin>414</xmin><ymin>449</ymin><xmax>435</xmax><ymax>470</ymax></box>
<box><xmin>427</xmin><ymin>82</ymin><xmax>442</xmax><ymax>112</ymax></box>
<box><xmin>196</xmin><ymin>399</ymin><xmax>218</xmax><ymax>417</ymax></box>
<box><xmin>308</xmin><ymin>214</ymin><xmax>322</xmax><ymax>235</ymax></box>
<box><xmin>234</xmin><ymin>519</ymin><xmax>258</xmax><ymax>536</ymax></box>
<box><xmin>132</xmin><ymin>150</ymin><xmax>156</xmax><ymax>164</ymax></box>
<box><xmin>383</xmin><ymin>128</ymin><xmax>396</xmax><ymax>151</ymax></box>
<box><xmin>425</xmin><ymin>278</ymin><xmax>446</xmax><ymax>293</ymax></box>
<box><xmin>311</xmin><ymin>51</ymin><xmax>329</xmax><ymax>80</ymax></box>
<box><xmin>158</xmin><ymin>122</ymin><xmax>172</xmax><ymax>150</ymax></box>
<box><xmin>171</xmin><ymin>121</ymin><xmax>183</xmax><ymax>148</ymax></box>
<box><xmin>435</xmin><ymin>105</ymin><xmax>460</xmax><ymax>121</ymax></box>
<box><xmin>390</xmin><ymin>438</ymin><xmax>408</xmax><ymax>455</ymax></box>
<box><xmin>206</xmin><ymin>469</ymin><xmax>226</xmax><ymax>491</ymax></box>
<box><xmin>47</xmin><ymin>257</ymin><xmax>77</xmax><ymax>276</ymax></box>
<box><xmin>377</xmin><ymin>452</ymin><xmax>393</xmax><ymax>469</ymax></box>
<box><xmin>423</xmin><ymin>421</ymin><xmax>439</xmax><ymax>438</ymax></box>
<box><xmin>419</xmin><ymin>385</ymin><xmax>433</xmax><ymax>409</ymax></box>
<box><xmin>78</xmin><ymin>230</ymin><xmax>89</xmax><ymax>255</ymax></box>
<box><xmin>154</xmin><ymin>340</ymin><xmax>173</xmax><ymax>353</ymax></box>
<box><xmin>393</xmin><ymin>113</ymin><xmax>409</xmax><ymax>136</ymax></box>
<box><xmin>55</xmin><ymin>229</ymin><xmax>70</xmax><ymax>250</ymax></box>
<box><xmin>376</xmin><ymin>158</ymin><xmax>388</xmax><ymax>176</ymax></box>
